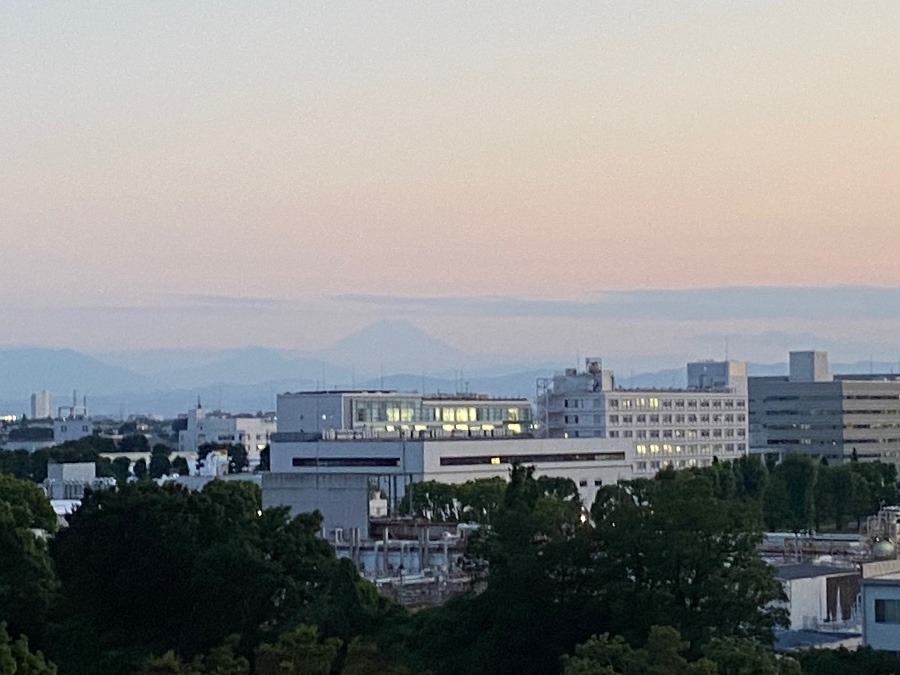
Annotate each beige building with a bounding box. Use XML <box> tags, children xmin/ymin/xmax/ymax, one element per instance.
<box><xmin>537</xmin><ymin>359</ymin><xmax>748</xmax><ymax>475</ymax></box>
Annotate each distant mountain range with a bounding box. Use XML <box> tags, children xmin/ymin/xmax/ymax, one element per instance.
<box><xmin>1</xmin><ymin>320</ymin><xmax>898</xmax><ymax>418</ymax></box>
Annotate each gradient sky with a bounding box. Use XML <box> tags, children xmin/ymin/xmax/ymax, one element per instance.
<box><xmin>1</xmin><ymin>2</ymin><xmax>898</xmax><ymax>362</ymax></box>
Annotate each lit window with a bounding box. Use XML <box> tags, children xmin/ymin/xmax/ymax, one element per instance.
<box><xmin>490</xmin><ymin>457</ymin><xmax>501</xmax><ymax>465</ymax></box>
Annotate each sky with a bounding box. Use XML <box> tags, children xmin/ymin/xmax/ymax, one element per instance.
<box><xmin>1</xmin><ymin>2</ymin><xmax>898</xmax><ymax>366</ymax></box>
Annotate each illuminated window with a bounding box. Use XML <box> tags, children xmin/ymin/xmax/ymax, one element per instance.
<box><xmin>490</xmin><ymin>456</ymin><xmax>501</xmax><ymax>465</ymax></box>
<box><xmin>636</xmin><ymin>444</ymin><xmax>647</xmax><ymax>455</ymax></box>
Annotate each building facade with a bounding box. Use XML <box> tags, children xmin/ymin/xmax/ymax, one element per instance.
<box><xmin>749</xmin><ymin>351</ymin><xmax>900</xmax><ymax>464</ymax></box>
<box><xmin>269</xmin><ymin>436</ymin><xmax>634</xmax><ymax>508</ymax></box>
<box><xmin>537</xmin><ymin>358</ymin><xmax>748</xmax><ymax>475</ymax></box>
<box><xmin>177</xmin><ymin>405</ymin><xmax>275</xmax><ymax>465</ymax></box>
<box><xmin>276</xmin><ymin>390</ymin><xmax>533</xmax><ymax>440</ymax></box>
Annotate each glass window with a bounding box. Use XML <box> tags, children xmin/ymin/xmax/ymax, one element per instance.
<box><xmin>876</xmin><ymin>599</ymin><xmax>900</xmax><ymax>623</ymax></box>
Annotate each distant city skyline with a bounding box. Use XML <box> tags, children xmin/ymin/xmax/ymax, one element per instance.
<box><xmin>1</xmin><ymin>3</ymin><xmax>897</xmax><ymax>361</ymax></box>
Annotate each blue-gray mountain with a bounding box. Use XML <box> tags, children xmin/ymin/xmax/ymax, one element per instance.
<box><xmin>0</xmin><ymin>320</ymin><xmax>897</xmax><ymax>417</ymax></box>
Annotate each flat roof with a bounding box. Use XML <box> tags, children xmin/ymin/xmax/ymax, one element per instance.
<box><xmin>773</xmin><ymin>563</ymin><xmax>858</xmax><ymax>580</ymax></box>
<box><xmin>279</xmin><ymin>390</ymin><xmax>528</xmax><ymax>401</ymax></box>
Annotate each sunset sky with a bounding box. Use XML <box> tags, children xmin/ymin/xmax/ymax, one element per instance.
<box><xmin>1</xmin><ymin>2</ymin><xmax>897</xmax><ymax>366</ymax></box>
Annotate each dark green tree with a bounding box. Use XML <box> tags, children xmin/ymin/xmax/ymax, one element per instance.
<box><xmin>592</xmin><ymin>471</ymin><xmax>786</xmax><ymax>649</ymax></box>
<box><xmin>0</xmin><ymin>622</ymin><xmax>56</xmax><ymax>675</ymax></box>
<box><xmin>0</xmin><ymin>501</ymin><xmax>58</xmax><ymax>648</ymax></box>
<box><xmin>766</xmin><ymin>454</ymin><xmax>817</xmax><ymax>533</ymax></box>
<box><xmin>563</xmin><ymin>627</ymin><xmax>800</xmax><ymax>675</ymax></box>
<box><xmin>0</xmin><ymin>472</ymin><xmax>56</xmax><ymax>531</ymax></box>
<box><xmin>119</xmin><ymin>434</ymin><xmax>150</xmax><ymax>454</ymax></box>
<box><xmin>49</xmin><ymin>480</ymin><xmax>391</xmax><ymax>672</ymax></box>
<box><xmin>111</xmin><ymin>456</ymin><xmax>131</xmax><ymax>485</ymax></box>
<box><xmin>148</xmin><ymin>453</ymin><xmax>171</xmax><ymax>479</ymax></box>
<box><xmin>257</xmin><ymin>444</ymin><xmax>270</xmax><ymax>472</ymax></box>
<box><xmin>227</xmin><ymin>445</ymin><xmax>249</xmax><ymax>474</ymax></box>
<box><xmin>133</xmin><ymin>458</ymin><xmax>148</xmax><ymax>480</ymax></box>
<box><xmin>171</xmin><ymin>456</ymin><xmax>189</xmax><ymax>476</ymax></box>
<box><xmin>562</xmin><ymin>626</ymin><xmax>717</xmax><ymax>675</ymax></box>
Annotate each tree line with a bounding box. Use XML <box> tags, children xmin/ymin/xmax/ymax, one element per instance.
<box><xmin>401</xmin><ymin>454</ymin><xmax>900</xmax><ymax>535</ymax></box>
<box><xmin>0</xmin><ymin>435</ymin><xmax>260</xmax><ymax>486</ymax></box>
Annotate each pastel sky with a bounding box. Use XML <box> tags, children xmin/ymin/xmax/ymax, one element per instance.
<box><xmin>1</xmin><ymin>2</ymin><xmax>898</xmax><ymax>363</ymax></box>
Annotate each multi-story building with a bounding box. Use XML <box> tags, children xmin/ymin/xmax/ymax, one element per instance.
<box><xmin>749</xmin><ymin>351</ymin><xmax>900</xmax><ymax>464</ymax></box>
<box><xmin>537</xmin><ymin>358</ymin><xmax>748</xmax><ymax>475</ymax></box>
<box><xmin>30</xmin><ymin>390</ymin><xmax>52</xmax><ymax>419</ymax></box>
<box><xmin>177</xmin><ymin>404</ymin><xmax>275</xmax><ymax>465</ymax></box>
<box><xmin>275</xmin><ymin>390</ymin><xmax>533</xmax><ymax>440</ymax></box>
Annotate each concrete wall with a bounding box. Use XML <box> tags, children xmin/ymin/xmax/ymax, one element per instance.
<box><xmin>262</xmin><ymin>472</ymin><xmax>371</xmax><ymax>538</ymax></box>
<box><xmin>277</xmin><ymin>393</ymin><xmax>345</xmax><ymax>434</ymax></box>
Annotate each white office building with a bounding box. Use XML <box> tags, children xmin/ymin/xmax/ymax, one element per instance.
<box><xmin>276</xmin><ymin>390</ymin><xmax>533</xmax><ymax>440</ymax></box>
<box><xmin>269</xmin><ymin>436</ymin><xmax>633</xmax><ymax>508</ymax></box>
<box><xmin>177</xmin><ymin>404</ymin><xmax>275</xmax><ymax>465</ymax></box>
<box><xmin>537</xmin><ymin>358</ymin><xmax>748</xmax><ymax>475</ymax></box>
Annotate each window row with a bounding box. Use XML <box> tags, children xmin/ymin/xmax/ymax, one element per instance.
<box><xmin>609</xmin><ymin>428</ymin><xmax>746</xmax><ymax>439</ymax></box>
<box><xmin>635</xmin><ymin>442</ymin><xmax>746</xmax><ymax>455</ymax></box>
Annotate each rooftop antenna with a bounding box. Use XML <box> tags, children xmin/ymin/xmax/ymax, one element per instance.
<box><xmin>725</xmin><ymin>337</ymin><xmax>729</xmax><ymax>361</ymax></box>
<box><xmin>380</xmin><ymin>363</ymin><xmax>384</xmax><ymax>389</ymax></box>
<box><xmin>351</xmin><ymin>363</ymin><xmax>356</xmax><ymax>389</ymax></box>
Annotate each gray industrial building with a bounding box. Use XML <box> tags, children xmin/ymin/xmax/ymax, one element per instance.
<box><xmin>749</xmin><ymin>351</ymin><xmax>900</xmax><ymax>464</ymax></box>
